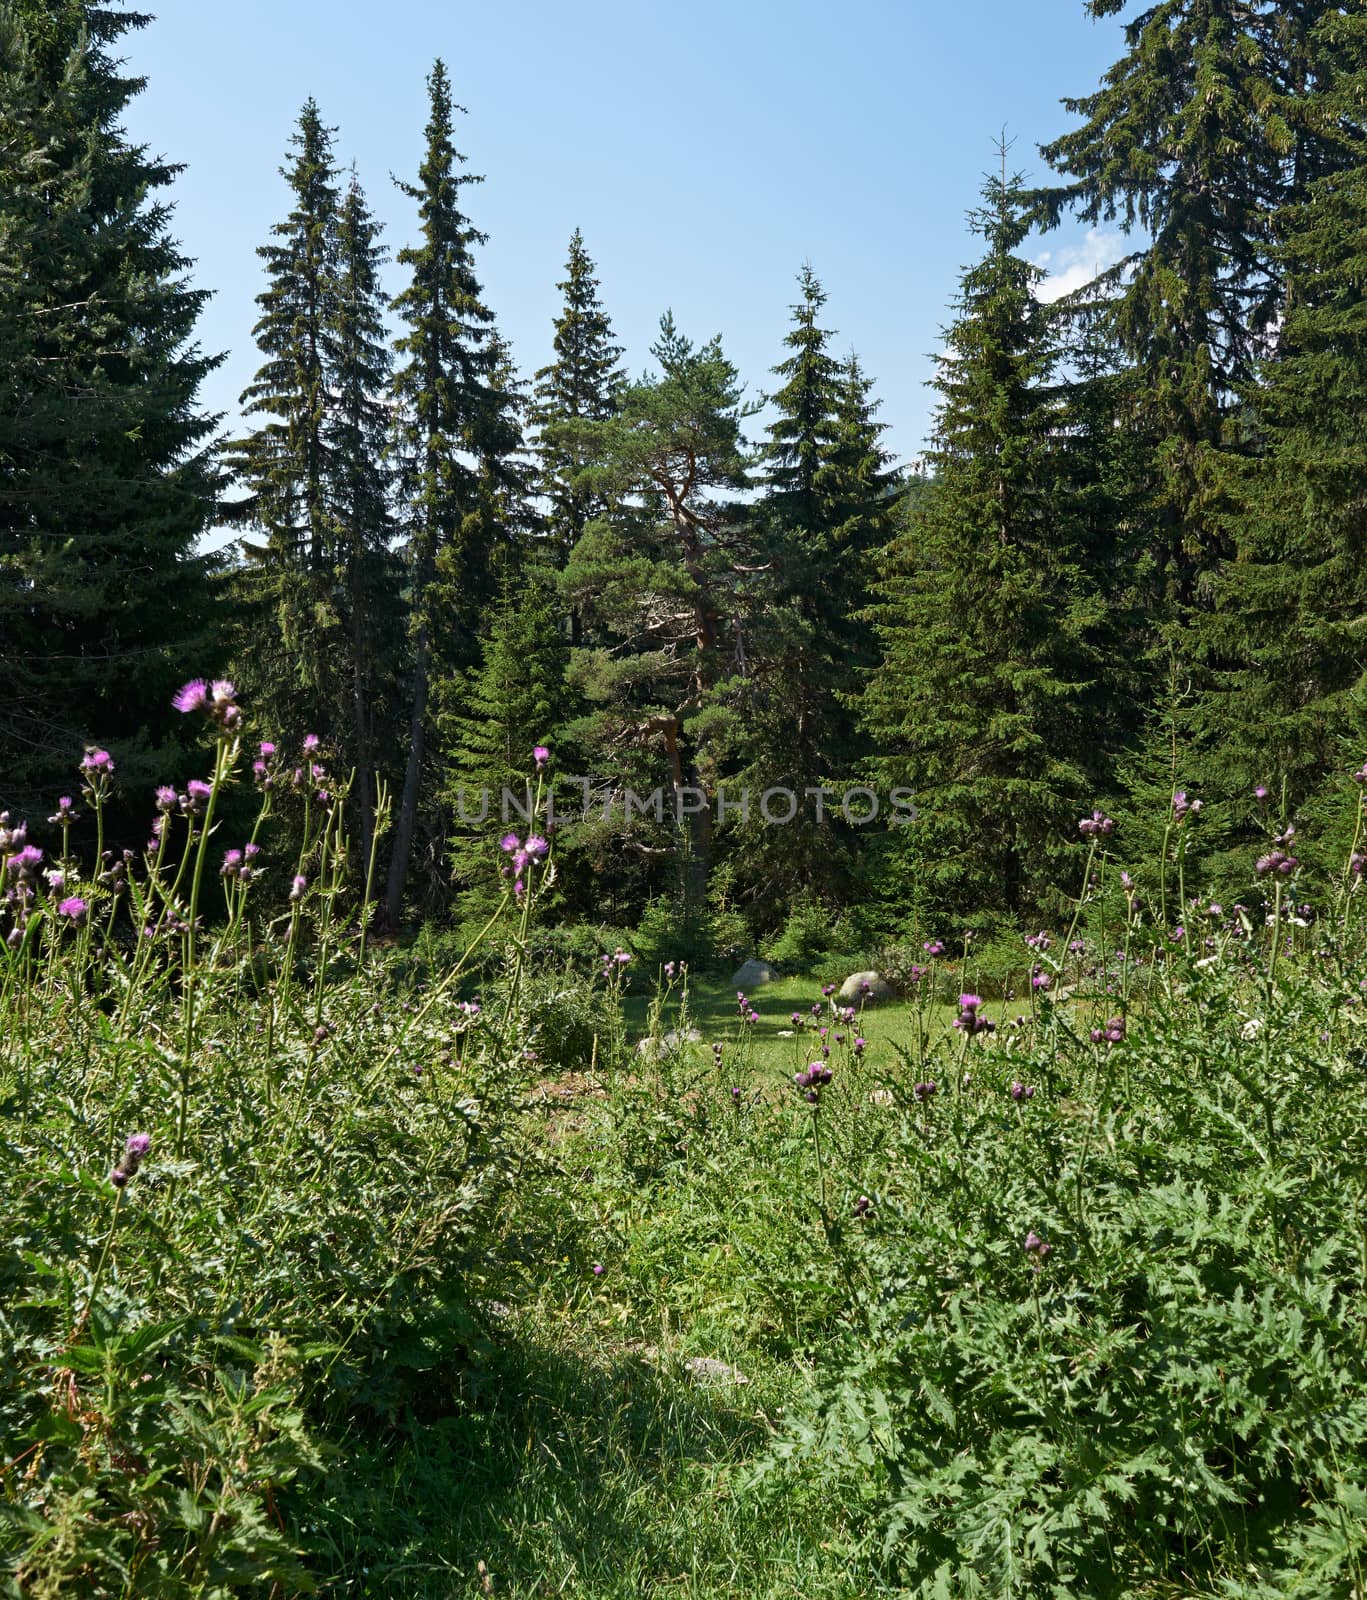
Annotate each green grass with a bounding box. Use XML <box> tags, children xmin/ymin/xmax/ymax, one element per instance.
<box><xmin>621</xmin><ymin>970</ymin><xmax>966</xmax><ymax>1077</ymax></box>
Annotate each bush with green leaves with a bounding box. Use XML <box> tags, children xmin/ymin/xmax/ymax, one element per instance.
<box><xmin>760</xmin><ymin>794</ymin><xmax>1367</xmax><ymax>1598</ymax></box>
<box><xmin>0</xmin><ymin>682</ymin><xmax>555</xmax><ymax>1595</ymax></box>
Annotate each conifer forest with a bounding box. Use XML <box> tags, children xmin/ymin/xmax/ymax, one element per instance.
<box><xmin>6</xmin><ymin>3</ymin><xmax>1367</xmax><ymax>1597</ymax></box>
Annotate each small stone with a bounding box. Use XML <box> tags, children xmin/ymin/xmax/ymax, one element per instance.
<box><xmin>682</xmin><ymin>1355</ymin><xmax>749</xmax><ymax>1387</ymax></box>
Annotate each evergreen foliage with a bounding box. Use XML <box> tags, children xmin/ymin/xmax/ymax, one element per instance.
<box><xmin>860</xmin><ymin>166</ymin><xmax>1115</xmax><ymax>922</ymax></box>
<box><xmin>385</xmin><ymin>59</ymin><xmax>504</xmax><ymax>923</ymax></box>
<box><xmin>532</xmin><ymin>229</ymin><xmax>626</xmax><ymax>574</ymax></box>
<box><xmin>0</xmin><ymin>0</ymin><xmax>220</xmax><ymax>812</ymax></box>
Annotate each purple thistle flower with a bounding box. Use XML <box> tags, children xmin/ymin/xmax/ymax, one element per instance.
<box><xmin>260</xmin><ymin>741</ymin><xmax>277</xmax><ymax>758</ymax></box>
<box><xmin>289</xmin><ymin>874</ymin><xmax>307</xmax><ymax>903</ymax></box>
<box><xmin>183</xmin><ymin>778</ymin><xmax>212</xmax><ymax>815</ymax></box>
<box><xmin>1172</xmin><ymin>790</ymin><xmax>1202</xmax><ymax>820</ymax></box>
<box><xmin>499</xmin><ymin>832</ymin><xmax>519</xmax><ymax>853</ymax></box>
<box><xmin>172</xmin><ymin>679</ymin><xmax>208</xmax><ymax>714</ymax></box>
<box><xmin>7</xmin><ymin>844</ymin><xmax>42</xmax><ymax>878</ymax></box>
<box><xmin>110</xmin><ymin>1131</ymin><xmax>152</xmax><ymax>1188</ymax></box>
<box><xmin>58</xmin><ymin>896</ymin><xmax>87</xmax><ymax>923</ymax></box>
<box><xmin>533</xmin><ymin>744</ymin><xmax>550</xmax><ymax>767</ymax></box>
<box><xmin>1254</xmin><ymin>783</ymin><xmax>1269</xmax><ymax>802</ymax></box>
<box><xmin>81</xmin><ymin>748</ymin><xmax>114</xmax><ymax>776</ymax></box>
<box><xmin>303</xmin><ymin>733</ymin><xmax>320</xmax><ymax>754</ymax></box>
<box><xmin>1078</xmin><ymin>809</ymin><xmax>1116</xmax><ymax>837</ymax></box>
<box><xmin>221</xmin><ymin>848</ymin><xmax>243</xmax><ymax>878</ymax></box>
<box><xmin>923</xmin><ymin>939</ymin><xmax>945</xmax><ymax>957</ymax></box>
<box><xmin>524</xmin><ymin>834</ymin><xmax>549</xmax><ymax>858</ymax></box>
<box><xmin>1010</xmin><ymin>1081</ymin><xmax>1034</xmax><ymax>1102</ymax></box>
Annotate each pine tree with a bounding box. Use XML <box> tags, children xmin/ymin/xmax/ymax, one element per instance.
<box><xmin>385</xmin><ymin>60</ymin><xmax>504</xmax><ymax>924</ymax></box>
<box><xmin>531</xmin><ymin>229</ymin><xmax>625</xmax><ymax>572</ymax></box>
<box><xmin>325</xmin><ymin>172</ymin><xmax>403</xmax><ymax>872</ymax></box>
<box><xmin>560</xmin><ymin>313</ymin><xmax>755</xmax><ymax>901</ymax></box>
<box><xmin>0</xmin><ymin>0</ymin><xmax>221</xmax><ymax>814</ymax></box>
<box><xmin>221</xmin><ymin>100</ymin><xmax>341</xmax><ymax>743</ymax></box>
<box><xmin>860</xmin><ymin>166</ymin><xmax>1112</xmax><ymax>924</ymax></box>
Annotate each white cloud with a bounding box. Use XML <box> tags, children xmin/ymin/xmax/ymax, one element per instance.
<box><xmin>1034</xmin><ymin>229</ymin><xmax>1129</xmax><ymax>303</ymax></box>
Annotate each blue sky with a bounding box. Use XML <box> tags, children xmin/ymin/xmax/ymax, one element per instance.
<box><xmin>120</xmin><ymin>0</ymin><xmax>1130</xmax><ymax>483</ymax></box>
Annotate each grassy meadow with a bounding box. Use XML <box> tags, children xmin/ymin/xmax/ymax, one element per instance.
<box><xmin>4</xmin><ymin>717</ymin><xmax>1367</xmax><ymax>1599</ymax></box>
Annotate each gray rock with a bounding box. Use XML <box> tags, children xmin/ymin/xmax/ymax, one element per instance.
<box><xmin>838</xmin><ymin>970</ymin><xmax>895</xmax><ymax>1005</ymax></box>
<box><xmin>732</xmin><ymin>958</ymin><xmax>777</xmax><ymax>988</ymax></box>
<box><xmin>636</xmin><ymin>1026</ymin><xmax>703</xmax><ymax>1058</ymax></box>
<box><xmin>682</xmin><ymin>1355</ymin><xmax>749</xmax><ymax>1387</ymax></box>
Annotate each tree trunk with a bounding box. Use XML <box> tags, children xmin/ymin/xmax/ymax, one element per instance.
<box><xmin>385</xmin><ymin>619</ymin><xmax>429</xmax><ymax>928</ymax></box>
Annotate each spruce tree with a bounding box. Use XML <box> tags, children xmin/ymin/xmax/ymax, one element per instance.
<box><xmin>531</xmin><ymin>230</ymin><xmax>625</xmax><ymax>572</ymax></box>
<box><xmin>385</xmin><ymin>60</ymin><xmax>504</xmax><ymax>924</ymax></box>
<box><xmin>860</xmin><ymin>166</ymin><xmax>1111</xmax><ymax>923</ymax></box>
<box><xmin>440</xmin><ymin>573</ymin><xmax>571</xmax><ymax>918</ymax></box>
<box><xmin>725</xmin><ymin>273</ymin><xmax>896</xmax><ymax>916</ymax></box>
<box><xmin>221</xmin><ymin>100</ymin><xmax>341</xmax><ymax>743</ymax></box>
<box><xmin>1039</xmin><ymin>1</ymin><xmax>1354</xmax><ymax>608</ymax></box>
<box><xmin>1196</xmin><ymin>126</ymin><xmax>1367</xmax><ymax>815</ymax></box>
<box><xmin>325</xmin><ymin>172</ymin><xmax>403</xmax><ymax>871</ymax></box>
<box><xmin>0</xmin><ymin>0</ymin><xmax>221</xmax><ymax>813</ymax></box>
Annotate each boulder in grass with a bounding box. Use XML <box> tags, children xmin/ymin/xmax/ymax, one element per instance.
<box><xmin>636</xmin><ymin>1026</ymin><xmax>702</xmax><ymax>1059</ymax></box>
<box><xmin>838</xmin><ymin>970</ymin><xmax>894</xmax><ymax>1005</ymax></box>
<box><xmin>731</xmin><ymin>958</ymin><xmax>777</xmax><ymax>988</ymax></box>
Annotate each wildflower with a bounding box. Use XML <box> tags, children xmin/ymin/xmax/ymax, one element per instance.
<box><xmin>954</xmin><ymin>994</ymin><xmax>995</xmax><ymax>1036</ymax></box>
<box><xmin>260</xmin><ymin>741</ymin><xmax>277</xmax><ymax>758</ymax></box>
<box><xmin>81</xmin><ymin>748</ymin><xmax>114</xmax><ymax>777</ymax></box>
<box><xmin>1010</xmin><ymin>1081</ymin><xmax>1034</xmax><ymax>1102</ymax></box>
<box><xmin>533</xmin><ymin>744</ymin><xmax>550</xmax><ymax>767</ymax></box>
<box><xmin>852</xmin><ymin>1036</ymin><xmax>866</xmax><ymax>1055</ymax></box>
<box><xmin>794</xmin><ymin>1062</ymin><xmax>834</xmax><ymax>1103</ymax></box>
<box><xmin>500</xmin><ymin>832</ymin><xmax>519</xmax><ymax>853</ymax></box>
<box><xmin>221</xmin><ymin>848</ymin><xmax>243</xmax><ymax>879</ymax></box>
<box><xmin>155</xmin><ymin>785</ymin><xmax>177</xmax><ymax>812</ymax></box>
<box><xmin>289</xmin><ymin>874</ymin><xmax>307</xmax><ymax>903</ymax></box>
<box><xmin>1254</xmin><ymin>783</ymin><xmax>1269</xmax><ymax>802</ymax></box>
<box><xmin>172</xmin><ymin>679</ymin><xmax>208</xmax><ymax>714</ymax></box>
<box><xmin>664</xmin><ymin>961</ymin><xmax>676</xmax><ymax>979</ymax></box>
<box><xmin>1172</xmin><ymin>790</ymin><xmax>1202</xmax><ymax>820</ymax></box>
<box><xmin>822</xmin><ymin>982</ymin><xmax>836</xmax><ymax>996</ymax></box>
<box><xmin>1025</xmin><ymin>930</ymin><xmax>1052</xmax><ymax>950</ymax></box>
<box><xmin>1023</xmin><ymin>1230</ymin><xmax>1051</xmax><ymax>1259</ymax></box>
<box><xmin>47</xmin><ymin>796</ymin><xmax>77</xmax><ymax>825</ymax></box>
<box><xmin>110</xmin><ymin>1131</ymin><xmax>151</xmax><ymax>1189</ymax></box>
<box><xmin>46</xmin><ymin>870</ymin><xmax>64</xmax><ymax>893</ymax></box>
<box><xmin>592</xmin><ymin>1263</ymin><xmax>604</xmax><ymax>1277</ymax></box>
<box><xmin>1031</xmin><ymin>970</ymin><xmax>1052</xmax><ymax>992</ymax></box>
<box><xmin>524</xmin><ymin>834</ymin><xmax>549</xmax><ymax>858</ymax></box>
<box><xmin>1355</xmin><ymin>763</ymin><xmax>1367</xmax><ymax>786</ymax></box>
<box><xmin>1078</xmin><ymin>809</ymin><xmax>1115</xmax><ymax>837</ymax></box>
<box><xmin>1256</xmin><ymin>849</ymin><xmax>1298</xmax><ymax>877</ymax></box>
<box><xmin>853</xmin><ymin>1194</ymin><xmax>872</xmax><ymax>1218</ymax></box>
<box><xmin>303</xmin><ymin>734</ymin><xmax>320</xmax><ymax>754</ymax></box>
<box><xmin>6</xmin><ymin>844</ymin><xmax>42</xmax><ymax>879</ymax></box>
<box><xmin>58</xmin><ymin>896</ymin><xmax>87</xmax><ymax>923</ymax></box>
<box><xmin>923</xmin><ymin>939</ymin><xmax>945</xmax><ymax>957</ymax></box>
<box><xmin>913</xmin><ymin>1079</ymin><xmax>937</xmax><ymax>1102</ymax></box>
